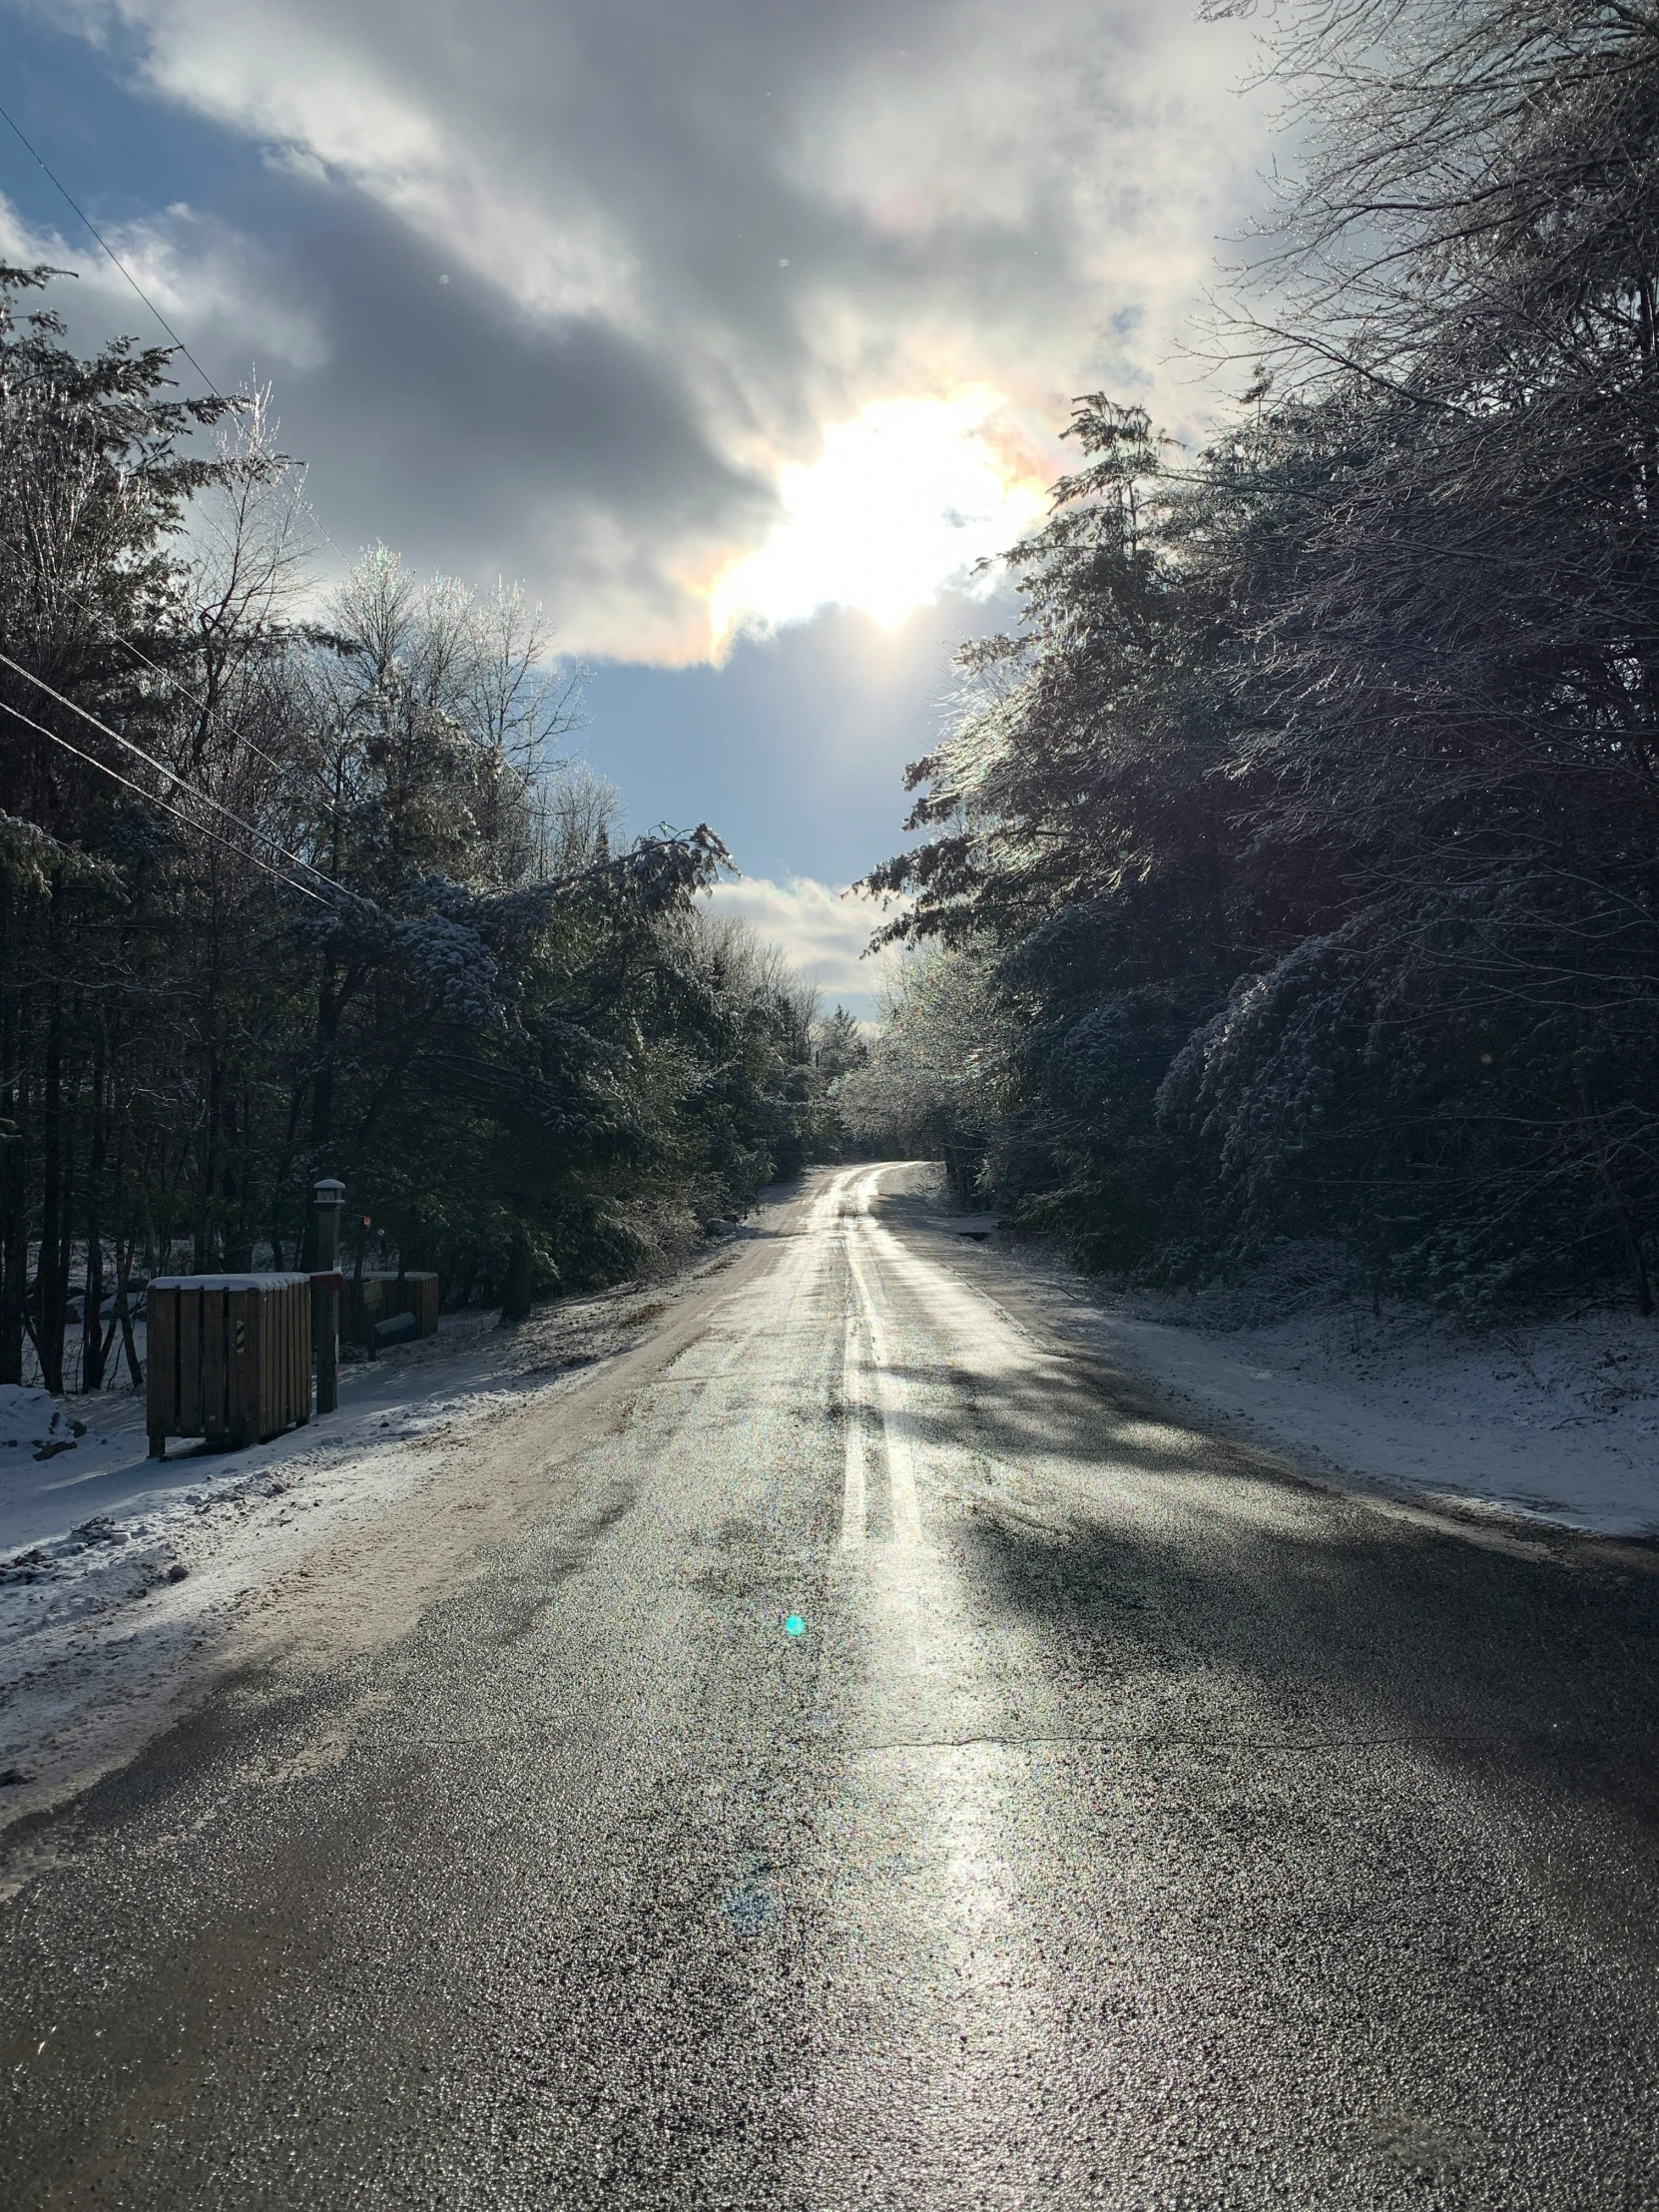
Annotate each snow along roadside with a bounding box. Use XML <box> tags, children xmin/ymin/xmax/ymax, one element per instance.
<box><xmin>964</xmin><ymin>1241</ymin><xmax>1659</xmax><ymax>1540</ymax></box>
<box><xmin>0</xmin><ymin>1233</ymin><xmax>761</xmax><ymax>1842</ymax></box>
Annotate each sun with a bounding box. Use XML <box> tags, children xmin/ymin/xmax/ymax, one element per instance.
<box><xmin>708</xmin><ymin>389</ymin><xmax>1049</xmax><ymax>648</ymax></box>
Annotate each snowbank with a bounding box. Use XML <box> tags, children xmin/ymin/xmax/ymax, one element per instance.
<box><xmin>998</xmin><ymin>1259</ymin><xmax>1659</xmax><ymax>1538</ymax></box>
<box><xmin>0</xmin><ymin>1314</ymin><xmax>516</xmax><ymax>1610</ymax></box>
<box><xmin>0</xmin><ymin>1231</ymin><xmax>760</xmax><ymax>1815</ymax></box>
<box><xmin>0</xmin><ymin>1385</ymin><xmax>74</xmax><ymax>1455</ymax></box>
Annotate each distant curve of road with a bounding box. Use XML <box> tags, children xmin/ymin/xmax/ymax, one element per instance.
<box><xmin>3</xmin><ymin>1161</ymin><xmax>1658</xmax><ymax>2209</ymax></box>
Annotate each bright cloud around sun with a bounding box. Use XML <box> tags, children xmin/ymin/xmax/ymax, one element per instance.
<box><xmin>707</xmin><ymin>390</ymin><xmax>1051</xmax><ymax>650</ymax></box>
<box><xmin>33</xmin><ymin>0</ymin><xmax>1279</xmax><ymax>667</ymax></box>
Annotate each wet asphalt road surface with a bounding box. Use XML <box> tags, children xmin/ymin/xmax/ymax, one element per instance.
<box><xmin>3</xmin><ymin>1162</ymin><xmax>1659</xmax><ymax>2209</ymax></box>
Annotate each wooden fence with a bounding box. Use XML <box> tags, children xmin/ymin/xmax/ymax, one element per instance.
<box><xmin>341</xmin><ymin>1270</ymin><xmax>439</xmax><ymax>1347</ymax></box>
<box><xmin>147</xmin><ymin>1274</ymin><xmax>311</xmax><ymax>1457</ymax></box>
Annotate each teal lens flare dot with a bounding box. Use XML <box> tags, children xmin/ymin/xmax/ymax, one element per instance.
<box><xmin>785</xmin><ymin>1614</ymin><xmax>806</xmax><ymax>1638</ymax></box>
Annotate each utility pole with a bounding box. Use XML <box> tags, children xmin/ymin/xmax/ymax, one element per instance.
<box><xmin>311</xmin><ymin>1176</ymin><xmax>344</xmax><ymax>1416</ymax></box>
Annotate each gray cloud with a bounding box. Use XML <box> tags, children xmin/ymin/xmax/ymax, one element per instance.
<box><xmin>25</xmin><ymin>0</ymin><xmax>1276</xmax><ymax>657</ymax></box>
<box><xmin>266</xmin><ymin>194</ymin><xmax>778</xmax><ymax>634</ymax></box>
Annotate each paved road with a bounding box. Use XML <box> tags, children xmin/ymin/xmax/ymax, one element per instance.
<box><xmin>4</xmin><ymin>1162</ymin><xmax>1659</xmax><ymax>2209</ymax></box>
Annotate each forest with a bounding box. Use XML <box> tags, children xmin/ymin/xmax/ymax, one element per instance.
<box><xmin>0</xmin><ymin>278</ymin><xmax>851</xmax><ymax>1394</ymax></box>
<box><xmin>847</xmin><ymin>0</ymin><xmax>1659</xmax><ymax>1317</ymax></box>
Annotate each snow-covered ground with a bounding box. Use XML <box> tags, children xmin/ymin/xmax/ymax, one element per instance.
<box><xmin>2</xmin><ymin>1310</ymin><xmax>543</xmax><ymax>1587</ymax></box>
<box><xmin>991</xmin><ymin>1246</ymin><xmax>1659</xmax><ymax>1540</ymax></box>
<box><xmin>0</xmin><ymin>1251</ymin><xmax>750</xmax><ymax>1824</ymax></box>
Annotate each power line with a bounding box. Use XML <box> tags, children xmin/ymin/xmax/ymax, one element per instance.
<box><xmin>4</xmin><ymin>679</ymin><xmax>711</xmax><ymax>916</ymax></box>
<box><xmin>0</xmin><ymin>95</ymin><xmax>354</xmax><ymax>573</ymax></box>
<box><xmin>0</xmin><ymin>96</ymin><xmax>218</xmax><ymax>399</ymax></box>
<box><xmin>0</xmin><ymin>129</ymin><xmax>676</xmax><ymax>914</ymax></box>
<box><xmin>0</xmin><ymin>134</ymin><xmax>357</xmax><ymax>827</ymax></box>
<box><xmin>0</xmin><ymin>104</ymin><xmax>586</xmax><ymax>888</ymax></box>
<box><xmin>0</xmin><ymin>643</ymin><xmax>337</xmax><ymax>889</ymax></box>
<box><xmin>51</xmin><ymin>574</ymin><xmax>347</xmax><ymax>817</ymax></box>
<box><xmin>0</xmin><ymin>696</ymin><xmax>329</xmax><ymax>905</ymax></box>
<box><xmin>0</xmin><ymin>127</ymin><xmax>657</xmax><ymax>921</ymax></box>
<box><xmin>0</xmin><ymin>647</ymin><xmax>363</xmax><ymax>905</ymax></box>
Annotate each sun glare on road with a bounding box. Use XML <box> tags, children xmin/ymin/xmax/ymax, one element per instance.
<box><xmin>709</xmin><ymin>391</ymin><xmax>1048</xmax><ymax>645</ymax></box>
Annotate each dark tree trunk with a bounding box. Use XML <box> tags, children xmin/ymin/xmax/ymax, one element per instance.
<box><xmin>301</xmin><ymin>964</ymin><xmax>345</xmax><ymax>1277</ymax></box>
<box><xmin>231</xmin><ymin>1077</ymin><xmax>256</xmax><ymax>1269</ymax></box>
<box><xmin>268</xmin><ymin>1075</ymin><xmax>307</xmax><ymax>1274</ymax></box>
<box><xmin>82</xmin><ymin>1029</ymin><xmax>108</xmax><ymax>1390</ymax></box>
<box><xmin>113</xmin><ymin>1231</ymin><xmax>142</xmax><ymax>1389</ymax></box>
<box><xmin>1578</xmin><ymin>1067</ymin><xmax>1654</xmax><ymax>1316</ymax></box>
<box><xmin>499</xmin><ymin>1230</ymin><xmax>534</xmax><ymax>1327</ymax></box>
<box><xmin>0</xmin><ymin>887</ymin><xmax>21</xmax><ymax>1385</ymax></box>
<box><xmin>221</xmin><ymin>1089</ymin><xmax>250</xmax><ymax>1272</ymax></box>
<box><xmin>0</xmin><ymin>1114</ymin><xmax>21</xmax><ymax>1387</ymax></box>
<box><xmin>351</xmin><ymin>1204</ymin><xmax>369</xmax><ymax>1351</ymax></box>
<box><xmin>310</xmin><ymin>960</ymin><xmax>340</xmax><ymax>1158</ymax></box>
<box><xmin>37</xmin><ymin>991</ymin><xmax>66</xmax><ymax>1394</ymax></box>
<box><xmin>196</xmin><ymin>1055</ymin><xmax>223</xmax><ymax>1275</ymax></box>
<box><xmin>1621</xmin><ymin>1210</ymin><xmax>1654</xmax><ymax>1319</ymax></box>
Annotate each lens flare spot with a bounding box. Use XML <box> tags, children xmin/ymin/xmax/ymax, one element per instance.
<box><xmin>785</xmin><ymin>1613</ymin><xmax>806</xmax><ymax>1637</ymax></box>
